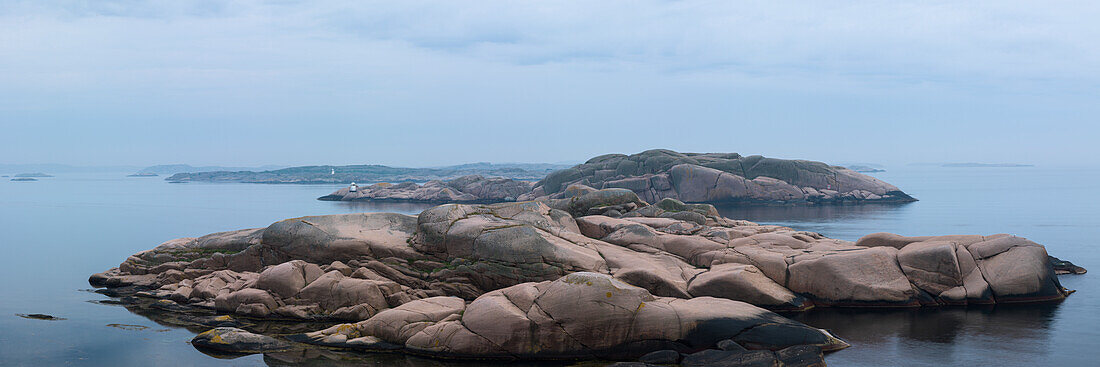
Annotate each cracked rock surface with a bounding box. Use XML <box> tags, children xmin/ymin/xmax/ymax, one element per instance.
<box><xmin>90</xmin><ymin>189</ymin><xmax>1074</xmax><ymax>361</ymax></box>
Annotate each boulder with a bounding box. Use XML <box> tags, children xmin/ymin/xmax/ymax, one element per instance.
<box><xmin>688</xmin><ymin>264</ymin><xmax>811</xmax><ymax>311</ymax></box>
<box><xmin>191</xmin><ymin>327</ymin><xmax>290</xmax><ymax>353</ymax></box>
<box><xmin>254</xmin><ymin>260</ymin><xmax>323</xmax><ymax>298</ymax></box>
<box><xmin>967</xmin><ymin>236</ymin><xmax>1065</xmax><ymax>303</ymax></box>
<box><xmin>295</xmin><ymin>271</ymin><xmax>396</xmax><ymax>320</ymax></box>
<box><xmin>358</xmin><ymin>296</ymin><xmax>466</xmax><ymax>344</ymax></box>
<box><xmin>412</xmin><ymin>201</ymin><xmax>606</xmax><ymax>291</ymax></box>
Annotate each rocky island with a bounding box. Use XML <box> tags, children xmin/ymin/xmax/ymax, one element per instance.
<box><xmin>319</xmin><ymin>175</ymin><xmax>534</xmax><ymax>203</ymax></box>
<box><xmin>90</xmin><ymin>187</ymin><xmax>1076</xmax><ymax>365</ymax></box>
<box><xmin>320</xmin><ymin>150</ymin><xmax>916</xmax><ymax>205</ymax></box>
<box><xmin>166</xmin><ymin>162</ymin><xmax>568</xmax><ymax>184</ymax></box>
<box><xmin>14</xmin><ymin>172</ymin><xmax>53</xmax><ymax>178</ymax></box>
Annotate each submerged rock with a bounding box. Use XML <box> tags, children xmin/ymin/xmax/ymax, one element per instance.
<box><xmin>679</xmin><ymin>345</ymin><xmax>824</xmax><ymax>367</ymax></box>
<box><xmin>16</xmin><ymin>313</ymin><xmax>64</xmax><ymax>321</ymax></box>
<box><xmin>90</xmin><ymin>189</ymin><xmax>1076</xmax><ymax>362</ymax></box>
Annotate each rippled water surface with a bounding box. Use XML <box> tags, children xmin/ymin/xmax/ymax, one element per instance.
<box><xmin>0</xmin><ymin>167</ymin><xmax>1095</xmax><ymax>366</ymax></box>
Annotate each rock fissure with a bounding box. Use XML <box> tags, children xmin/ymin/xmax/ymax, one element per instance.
<box><xmin>90</xmin><ymin>189</ymin><xmax>1076</xmax><ymax>362</ymax></box>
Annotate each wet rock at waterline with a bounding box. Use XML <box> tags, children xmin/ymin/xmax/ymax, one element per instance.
<box><xmin>90</xmin><ymin>190</ymin><xmax>1078</xmax><ymax>361</ymax></box>
<box><xmin>16</xmin><ymin>313</ymin><xmax>65</xmax><ymax>321</ymax></box>
<box><xmin>191</xmin><ymin>327</ymin><xmax>291</xmax><ymax>353</ymax></box>
<box><xmin>1049</xmin><ymin>255</ymin><xmax>1088</xmax><ymax>275</ymax></box>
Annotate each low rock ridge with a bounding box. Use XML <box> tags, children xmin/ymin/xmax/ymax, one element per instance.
<box><xmin>90</xmin><ymin>189</ymin><xmax>1076</xmax><ymax>362</ymax></box>
<box><xmin>318</xmin><ymin>175</ymin><xmax>533</xmax><ymax>203</ymax></box>
<box><xmin>319</xmin><ymin>149</ymin><xmax>917</xmax><ymax>206</ymax></box>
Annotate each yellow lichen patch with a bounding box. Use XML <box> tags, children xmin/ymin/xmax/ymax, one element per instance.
<box><xmin>335</xmin><ymin>324</ymin><xmax>358</xmax><ymax>336</ymax></box>
<box><xmin>605</xmin><ymin>292</ymin><xmax>613</xmax><ymax>298</ymax></box>
<box><xmin>214</xmin><ymin>315</ymin><xmax>233</xmax><ymax>321</ymax></box>
<box><xmin>197</xmin><ymin>329</ymin><xmax>228</xmax><ymax>345</ymax></box>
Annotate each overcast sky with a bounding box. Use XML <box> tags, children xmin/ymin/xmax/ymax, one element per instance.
<box><xmin>1</xmin><ymin>1</ymin><xmax>1097</xmax><ymax>167</ymax></box>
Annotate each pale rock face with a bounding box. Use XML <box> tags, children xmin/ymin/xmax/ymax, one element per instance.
<box><xmin>687</xmin><ymin>263</ymin><xmax>810</xmax><ymax>311</ymax></box>
<box><xmin>90</xmin><ymin>189</ymin><xmax>1074</xmax><ymax>362</ymax></box>
<box><xmin>897</xmin><ymin>241</ymin><xmax>963</xmax><ymax>296</ymax></box>
<box><xmin>855</xmin><ymin>233</ymin><xmax>1066</xmax><ymax>304</ymax></box>
<box><xmin>787</xmin><ymin>247</ymin><xmax>919</xmax><ymax>305</ymax></box>
<box><xmin>412</xmin><ymin>201</ymin><xmax>607</xmax><ymax>291</ymax></box>
<box><xmin>262</xmin><ymin>212</ymin><xmax>421</xmax><ymax>263</ymax></box>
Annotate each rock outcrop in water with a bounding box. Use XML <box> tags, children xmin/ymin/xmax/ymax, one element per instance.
<box><xmin>318</xmin><ymin>175</ymin><xmax>533</xmax><ymax>203</ymax></box>
<box><xmin>520</xmin><ymin>149</ymin><xmax>915</xmax><ymax>205</ymax></box>
<box><xmin>319</xmin><ymin>149</ymin><xmax>917</xmax><ymax>206</ymax></box>
<box><xmin>90</xmin><ymin>188</ymin><xmax>1073</xmax><ymax>362</ymax></box>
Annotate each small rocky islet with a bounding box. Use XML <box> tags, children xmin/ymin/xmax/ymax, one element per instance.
<box><xmin>91</xmin><ymin>182</ymin><xmax>1080</xmax><ymax>365</ymax></box>
<box><xmin>319</xmin><ymin>149</ymin><xmax>916</xmax><ymax>206</ymax></box>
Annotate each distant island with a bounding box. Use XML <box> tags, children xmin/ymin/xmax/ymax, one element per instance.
<box><xmin>0</xmin><ymin>163</ymin><xmax>141</xmax><ymax>174</ymax></box>
<box><xmin>942</xmin><ymin>163</ymin><xmax>1034</xmax><ymax>168</ymax></box>
<box><xmin>844</xmin><ymin>164</ymin><xmax>886</xmax><ymax>173</ymax></box>
<box><xmin>10</xmin><ymin>177</ymin><xmax>38</xmax><ymax>182</ymax></box>
<box><xmin>164</xmin><ymin>162</ymin><xmax>572</xmax><ymax>184</ymax></box>
<box><xmin>134</xmin><ymin>164</ymin><xmax>288</xmax><ymax>176</ymax></box>
<box><xmin>14</xmin><ymin>172</ymin><xmax>53</xmax><ymax>178</ymax></box>
<box><xmin>909</xmin><ymin>162</ymin><xmax>1035</xmax><ymax>168</ymax></box>
<box><xmin>126</xmin><ymin>172</ymin><xmax>158</xmax><ymax>177</ymax></box>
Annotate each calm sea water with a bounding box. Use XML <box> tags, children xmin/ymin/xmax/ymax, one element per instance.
<box><xmin>0</xmin><ymin>167</ymin><xmax>1095</xmax><ymax>366</ymax></box>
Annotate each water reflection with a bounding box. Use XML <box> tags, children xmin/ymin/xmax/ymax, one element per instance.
<box><xmin>787</xmin><ymin>303</ymin><xmax>1062</xmax><ymax>365</ymax></box>
<box><xmin>714</xmin><ymin>202</ymin><xmax>913</xmax><ymax>224</ymax></box>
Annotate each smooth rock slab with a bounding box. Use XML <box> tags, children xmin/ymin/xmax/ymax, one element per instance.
<box><xmin>688</xmin><ymin>263</ymin><xmax>811</xmax><ymax>311</ymax></box>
